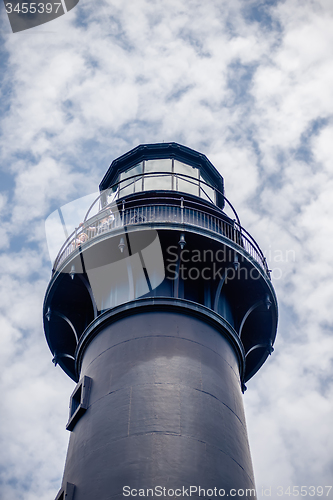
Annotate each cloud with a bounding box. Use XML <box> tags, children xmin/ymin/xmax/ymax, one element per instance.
<box><xmin>0</xmin><ymin>0</ymin><xmax>333</xmax><ymax>498</ymax></box>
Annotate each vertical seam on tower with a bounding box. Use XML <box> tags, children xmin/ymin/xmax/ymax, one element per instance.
<box><xmin>127</xmin><ymin>386</ymin><xmax>132</xmax><ymax>436</ymax></box>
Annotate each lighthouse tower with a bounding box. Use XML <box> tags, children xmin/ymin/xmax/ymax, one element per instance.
<box><xmin>44</xmin><ymin>143</ymin><xmax>277</xmax><ymax>500</ymax></box>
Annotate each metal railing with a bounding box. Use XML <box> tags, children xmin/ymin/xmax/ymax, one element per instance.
<box><xmin>53</xmin><ymin>201</ymin><xmax>270</xmax><ymax>277</ymax></box>
<box><xmin>85</xmin><ymin>171</ymin><xmax>241</xmax><ymax>225</ymax></box>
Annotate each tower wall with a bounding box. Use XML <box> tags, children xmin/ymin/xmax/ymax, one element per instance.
<box><xmin>60</xmin><ymin>303</ymin><xmax>256</xmax><ymax>499</ymax></box>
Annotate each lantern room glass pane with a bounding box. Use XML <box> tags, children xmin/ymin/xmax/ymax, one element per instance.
<box><xmin>144</xmin><ymin>159</ymin><xmax>172</xmax><ymax>191</ymax></box>
<box><xmin>200</xmin><ymin>183</ymin><xmax>215</xmax><ymax>203</ymax></box>
<box><xmin>118</xmin><ymin>163</ymin><xmax>143</xmax><ymax>197</ymax></box>
<box><xmin>199</xmin><ymin>171</ymin><xmax>215</xmax><ymax>203</ymax></box>
<box><xmin>114</xmin><ymin>158</ymin><xmax>217</xmax><ymax>205</ymax></box>
<box><xmin>174</xmin><ymin>160</ymin><xmax>199</xmax><ymax>196</ymax></box>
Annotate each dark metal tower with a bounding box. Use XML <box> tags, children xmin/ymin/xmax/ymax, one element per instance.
<box><xmin>44</xmin><ymin>143</ymin><xmax>278</xmax><ymax>500</ymax></box>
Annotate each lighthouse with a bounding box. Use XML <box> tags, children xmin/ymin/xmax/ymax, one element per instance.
<box><xmin>44</xmin><ymin>143</ymin><xmax>278</xmax><ymax>500</ymax></box>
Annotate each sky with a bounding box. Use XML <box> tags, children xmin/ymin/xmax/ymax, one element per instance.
<box><xmin>0</xmin><ymin>0</ymin><xmax>333</xmax><ymax>498</ymax></box>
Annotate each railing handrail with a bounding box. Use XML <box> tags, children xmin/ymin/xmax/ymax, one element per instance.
<box><xmin>52</xmin><ymin>200</ymin><xmax>270</xmax><ymax>278</ymax></box>
<box><xmin>84</xmin><ymin>171</ymin><xmax>241</xmax><ymax>225</ymax></box>
<box><xmin>233</xmin><ymin>221</ymin><xmax>267</xmax><ymax>267</ymax></box>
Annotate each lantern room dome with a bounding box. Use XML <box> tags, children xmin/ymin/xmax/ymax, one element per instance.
<box><xmin>99</xmin><ymin>142</ymin><xmax>225</xmax><ymax>208</ymax></box>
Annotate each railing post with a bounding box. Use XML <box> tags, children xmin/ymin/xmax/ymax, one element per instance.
<box><xmin>264</xmin><ymin>257</ymin><xmax>270</xmax><ymax>277</ymax></box>
<box><xmin>180</xmin><ymin>197</ymin><xmax>184</xmax><ymax>224</ymax></box>
<box><xmin>122</xmin><ymin>199</ymin><xmax>126</xmax><ymax>225</ymax></box>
